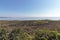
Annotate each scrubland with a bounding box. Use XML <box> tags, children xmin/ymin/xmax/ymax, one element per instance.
<box><xmin>0</xmin><ymin>20</ymin><xmax>60</xmax><ymax>40</ymax></box>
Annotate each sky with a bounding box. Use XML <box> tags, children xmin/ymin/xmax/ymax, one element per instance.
<box><xmin>0</xmin><ymin>0</ymin><xmax>60</xmax><ymax>17</ymax></box>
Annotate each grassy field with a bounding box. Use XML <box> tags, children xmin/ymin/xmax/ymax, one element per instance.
<box><xmin>0</xmin><ymin>20</ymin><xmax>60</xmax><ymax>40</ymax></box>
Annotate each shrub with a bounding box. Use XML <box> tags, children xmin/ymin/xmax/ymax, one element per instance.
<box><xmin>34</xmin><ymin>30</ymin><xmax>60</xmax><ymax>40</ymax></box>
<box><xmin>9</xmin><ymin>28</ymin><xmax>30</xmax><ymax>40</ymax></box>
<box><xmin>0</xmin><ymin>28</ymin><xmax>9</xmax><ymax>40</ymax></box>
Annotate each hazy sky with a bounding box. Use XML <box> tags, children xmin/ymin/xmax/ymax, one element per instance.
<box><xmin>0</xmin><ymin>0</ymin><xmax>60</xmax><ymax>17</ymax></box>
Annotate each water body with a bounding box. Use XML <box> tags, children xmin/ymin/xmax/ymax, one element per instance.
<box><xmin>0</xmin><ymin>17</ymin><xmax>60</xmax><ymax>20</ymax></box>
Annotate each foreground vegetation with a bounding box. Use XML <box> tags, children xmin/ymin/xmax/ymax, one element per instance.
<box><xmin>0</xmin><ymin>28</ymin><xmax>60</xmax><ymax>40</ymax></box>
<box><xmin>0</xmin><ymin>20</ymin><xmax>60</xmax><ymax>40</ymax></box>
